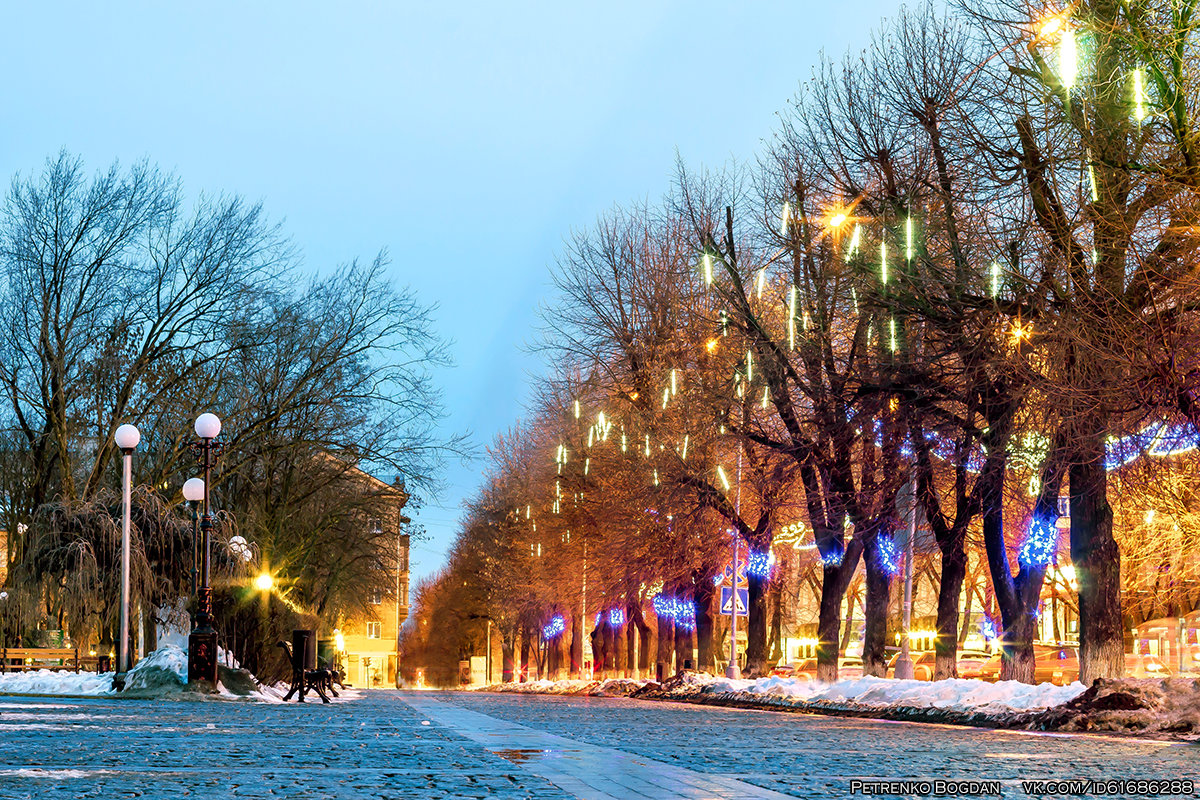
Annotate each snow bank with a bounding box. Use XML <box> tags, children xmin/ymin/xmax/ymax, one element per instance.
<box><xmin>703</xmin><ymin>674</ymin><xmax>1085</xmax><ymax>714</ymax></box>
<box><xmin>0</xmin><ymin>645</ymin><xmax>285</xmax><ymax>702</ymax></box>
<box><xmin>1035</xmin><ymin>678</ymin><xmax>1200</xmax><ymax>737</ymax></box>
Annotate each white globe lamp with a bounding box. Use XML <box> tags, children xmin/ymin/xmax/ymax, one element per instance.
<box><xmin>194</xmin><ymin>413</ymin><xmax>222</xmax><ymax>440</ymax></box>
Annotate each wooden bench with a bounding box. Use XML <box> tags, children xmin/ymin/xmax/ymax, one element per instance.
<box><xmin>0</xmin><ymin>647</ymin><xmax>101</xmax><ymax>673</ymax></box>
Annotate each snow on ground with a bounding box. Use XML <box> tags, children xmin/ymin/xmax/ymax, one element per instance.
<box><xmin>703</xmin><ymin>674</ymin><xmax>1086</xmax><ymax>713</ymax></box>
<box><xmin>0</xmin><ymin>645</ymin><xmax>291</xmax><ymax>702</ymax></box>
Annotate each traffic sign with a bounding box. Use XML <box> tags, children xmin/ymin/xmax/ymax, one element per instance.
<box><xmin>720</xmin><ymin>586</ymin><xmax>749</xmax><ymax>616</ymax></box>
<box><xmin>720</xmin><ymin>540</ymin><xmax>749</xmax><ymax>588</ymax></box>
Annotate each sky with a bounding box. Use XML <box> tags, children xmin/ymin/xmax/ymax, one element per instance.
<box><xmin>0</xmin><ymin>1</ymin><xmax>903</xmax><ymax>586</ymax></box>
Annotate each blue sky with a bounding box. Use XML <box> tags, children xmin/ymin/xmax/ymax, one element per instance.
<box><xmin>0</xmin><ymin>1</ymin><xmax>904</xmax><ymax>585</ymax></box>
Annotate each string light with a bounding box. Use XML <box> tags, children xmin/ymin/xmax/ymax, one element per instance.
<box><xmin>644</xmin><ymin>434</ymin><xmax>651</xmax><ymax>458</ymax></box>
<box><xmin>780</xmin><ymin>201</ymin><xmax>791</xmax><ymax>235</ymax></box>
<box><xmin>756</xmin><ymin>269</ymin><xmax>765</xmax><ymax>299</ymax></box>
<box><xmin>746</xmin><ymin>349</ymin><xmax>753</xmax><ymax>382</ymax></box>
<box><xmin>746</xmin><ymin>551</ymin><xmax>772</xmax><ymax>579</ymax></box>
<box><xmin>1133</xmin><ymin>67</ymin><xmax>1147</xmax><ymax>122</ymax></box>
<box><xmin>542</xmin><ymin>615</ymin><xmax>566</xmax><ymax>639</ymax></box>
<box><xmin>991</xmin><ymin>262</ymin><xmax>1000</xmax><ymax>296</ymax></box>
<box><xmin>608</xmin><ymin>608</ymin><xmax>625</xmax><ymax>626</ymax></box>
<box><xmin>1019</xmin><ymin>513</ymin><xmax>1060</xmax><ymax>567</ymax></box>
<box><xmin>703</xmin><ymin>252</ymin><xmax>713</xmax><ymax>285</ymax></box>
<box><xmin>880</xmin><ymin>241</ymin><xmax>888</xmax><ymax>285</ymax></box>
<box><xmin>877</xmin><ymin>535</ymin><xmax>901</xmax><ymax>577</ymax></box>
<box><xmin>889</xmin><ymin>317</ymin><xmax>898</xmax><ymax>352</ymax></box>
<box><xmin>717</xmin><ymin>465</ymin><xmax>731</xmax><ymax>491</ymax></box>
<box><xmin>788</xmin><ymin>286</ymin><xmax>797</xmax><ymax>349</ymax></box>
<box><xmin>621</xmin><ymin>426</ymin><xmax>627</xmax><ymax>453</ymax></box>
<box><xmin>905</xmin><ymin>216</ymin><xmax>914</xmax><ymax>261</ymax></box>
<box><xmin>662</xmin><ymin>387</ymin><xmax>670</xmax><ymax>409</ymax></box>
<box><xmin>1059</xmin><ymin>26</ymin><xmax>1077</xmax><ymax>89</ymax></box>
<box><xmin>681</xmin><ymin>434</ymin><xmax>689</xmax><ymax>460</ymax></box>
<box><xmin>670</xmin><ymin>368</ymin><xmax>678</xmax><ymax>396</ymax></box>
<box><xmin>653</xmin><ymin>468</ymin><xmax>660</xmax><ymax>486</ymax></box>
<box><xmin>848</xmin><ymin>223</ymin><xmax>862</xmax><ymax>256</ymax></box>
<box><xmin>761</xmin><ymin>385</ymin><xmax>770</xmax><ymax>408</ymax></box>
<box><xmin>652</xmin><ymin>594</ymin><xmax>696</xmax><ymax>631</ymax></box>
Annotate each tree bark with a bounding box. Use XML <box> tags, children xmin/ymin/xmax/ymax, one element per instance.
<box><xmin>863</xmin><ymin>530</ymin><xmax>892</xmax><ymax>677</ymax></box>
<box><xmin>694</xmin><ymin>579</ymin><xmax>715</xmax><ymax>674</ymax></box>
<box><xmin>934</xmin><ymin>537</ymin><xmax>968</xmax><ymax>679</ymax></box>
<box><xmin>745</xmin><ymin>572</ymin><xmax>768</xmax><ymax>676</ymax></box>
<box><xmin>1070</xmin><ymin>442</ymin><xmax>1125</xmax><ymax>684</ymax></box>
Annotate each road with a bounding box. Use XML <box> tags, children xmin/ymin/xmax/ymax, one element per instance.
<box><xmin>0</xmin><ymin>690</ymin><xmax>1196</xmax><ymax>799</ymax></box>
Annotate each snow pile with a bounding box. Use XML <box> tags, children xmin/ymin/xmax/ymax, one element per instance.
<box><xmin>484</xmin><ymin>679</ymin><xmax>597</xmax><ymax>695</ymax></box>
<box><xmin>703</xmin><ymin>674</ymin><xmax>1085</xmax><ymax>714</ymax></box>
<box><xmin>657</xmin><ymin>670</ymin><xmax>719</xmax><ymax>696</ymax></box>
<box><xmin>1034</xmin><ymin>678</ymin><xmax>1200</xmax><ymax>737</ymax></box>
<box><xmin>589</xmin><ymin>678</ymin><xmax>649</xmax><ymax>697</ymax></box>
<box><xmin>0</xmin><ymin>645</ymin><xmax>285</xmax><ymax>702</ymax></box>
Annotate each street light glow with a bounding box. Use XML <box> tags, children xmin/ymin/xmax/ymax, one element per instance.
<box><xmin>254</xmin><ymin>573</ymin><xmax>274</xmax><ymax>592</ymax></box>
<box><xmin>1059</xmin><ymin>27</ymin><xmax>1077</xmax><ymax>89</ymax></box>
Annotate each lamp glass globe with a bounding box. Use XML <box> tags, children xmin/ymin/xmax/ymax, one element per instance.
<box><xmin>194</xmin><ymin>413</ymin><xmax>222</xmax><ymax>439</ymax></box>
<box><xmin>182</xmin><ymin>478</ymin><xmax>205</xmax><ymax>502</ymax></box>
<box><xmin>114</xmin><ymin>424</ymin><xmax>141</xmax><ymax>450</ymax></box>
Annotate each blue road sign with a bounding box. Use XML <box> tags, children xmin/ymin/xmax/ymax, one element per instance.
<box><xmin>719</xmin><ymin>586</ymin><xmax>749</xmax><ymax>616</ymax></box>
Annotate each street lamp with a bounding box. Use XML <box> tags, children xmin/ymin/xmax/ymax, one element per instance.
<box><xmin>112</xmin><ymin>423</ymin><xmax>140</xmax><ymax>691</ymax></box>
<box><xmin>182</xmin><ymin>478</ymin><xmax>205</xmax><ymax>601</ymax></box>
<box><xmin>188</xmin><ymin>412</ymin><xmax>223</xmax><ymax>687</ymax></box>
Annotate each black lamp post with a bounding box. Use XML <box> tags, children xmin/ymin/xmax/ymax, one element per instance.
<box><xmin>182</xmin><ymin>477</ymin><xmax>205</xmax><ymax>611</ymax></box>
<box><xmin>187</xmin><ymin>413</ymin><xmax>223</xmax><ymax>687</ymax></box>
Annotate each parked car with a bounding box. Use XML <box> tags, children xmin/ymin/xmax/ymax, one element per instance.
<box><xmin>1125</xmin><ymin>653</ymin><xmax>1171</xmax><ymax>678</ymax></box>
<box><xmin>771</xmin><ymin>657</ymin><xmax>818</xmax><ymax>681</ymax></box>
<box><xmin>885</xmin><ymin>650</ymin><xmax>993</xmax><ymax>680</ymax></box>
<box><xmin>837</xmin><ymin>656</ymin><xmax>864</xmax><ymax>680</ymax></box>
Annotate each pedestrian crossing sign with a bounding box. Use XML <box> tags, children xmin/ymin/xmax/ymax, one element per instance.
<box><xmin>720</xmin><ymin>586</ymin><xmax>749</xmax><ymax>616</ymax></box>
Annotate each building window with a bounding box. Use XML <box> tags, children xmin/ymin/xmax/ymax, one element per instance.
<box><xmin>370</xmin><ymin>590</ymin><xmax>382</xmax><ymax>605</ymax></box>
<box><xmin>367</xmin><ymin>622</ymin><xmax>381</xmax><ymax>639</ymax></box>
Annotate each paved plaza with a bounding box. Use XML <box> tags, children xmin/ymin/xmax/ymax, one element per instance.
<box><xmin>0</xmin><ymin>691</ymin><xmax>1197</xmax><ymax>798</ymax></box>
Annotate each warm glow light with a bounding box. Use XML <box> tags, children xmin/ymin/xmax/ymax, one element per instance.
<box><xmin>706</xmin><ymin>338</ymin><xmax>719</xmax><ymax>353</ymax></box>
<box><xmin>780</xmin><ymin>201</ymin><xmax>791</xmax><ymax>235</ymax></box>
<box><xmin>703</xmin><ymin>252</ymin><xmax>713</xmax><ymax>285</ymax></box>
<box><xmin>880</xmin><ymin>241</ymin><xmax>888</xmax><ymax>284</ymax></box>
<box><xmin>829</xmin><ymin>211</ymin><xmax>848</xmax><ymax>229</ymax></box>
<box><xmin>1037</xmin><ymin>14</ymin><xmax>1065</xmax><ymax>40</ymax></box>
<box><xmin>1011</xmin><ymin>321</ymin><xmax>1032</xmax><ymax>343</ymax></box>
<box><xmin>254</xmin><ymin>573</ymin><xmax>274</xmax><ymax>592</ymax></box>
<box><xmin>334</xmin><ymin>630</ymin><xmax>345</xmax><ymax>652</ymax></box>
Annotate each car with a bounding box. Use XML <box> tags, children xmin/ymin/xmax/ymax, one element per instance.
<box><xmin>973</xmin><ymin>645</ymin><xmax>1077</xmax><ymax>685</ymax></box>
<box><xmin>770</xmin><ymin>657</ymin><xmax>817</xmax><ymax>681</ymax></box>
<box><xmin>837</xmin><ymin>656</ymin><xmax>864</xmax><ymax>680</ymax></box>
<box><xmin>885</xmin><ymin>650</ymin><xmax>992</xmax><ymax>680</ymax></box>
<box><xmin>1125</xmin><ymin>653</ymin><xmax>1171</xmax><ymax>678</ymax></box>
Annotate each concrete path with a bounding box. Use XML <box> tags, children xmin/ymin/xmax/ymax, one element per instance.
<box><xmin>399</xmin><ymin>691</ymin><xmax>796</xmax><ymax>800</ymax></box>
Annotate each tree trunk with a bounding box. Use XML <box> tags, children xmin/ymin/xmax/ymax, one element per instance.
<box><xmin>519</xmin><ymin>625</ymin><xmax>531</xmax><ymax>682</ymax></box>
<box><xmin>625</xmin><ymin>613</ymin><xmax>636</xmax><ymax>677</ymax></box>
<box><xmin>862</xmin><ymin>533</ymin><xmax>891</xmax><ymax>678</ymax></box>
<box><xmin>633</xmin><ymin>605</ymin><xmax>653</xmax><ymax>675</ymax></box>
<box><xmin>694</xmin><ymin>577</ymin><xmax>715</xmax><ymax>674</ymax></box>
<box><xmin>934</xmin><ymin>537</ymin><xmax>967</xmax><ymax>680</ymax></box>
<box><xmin>502</xmin><ymin>636</ymin><xmax>515</xmax><ymax>682</ymax></box>
<box><xmin>1070</xmin><ymin>444</ymin><xmax>1124</xmax><ymax>684</ymax></box>
<box><xmin>655</xmin><ymin>610</ymin><xmax>674</xmax><ymax>680</ymax></box>
<box><xmin>745</xmin><ymin>572</ymin><xmax>768</xmax><ymax>676</ymax></box>
<box><xmin>817</xmin><ymin>564</ymin><xmax>845</xmax><ymax>682</ymax></box>
<box><xmin>569</xmin><ymin>611</ymin><xmax>583</xmax><ymax>679</ymax></box>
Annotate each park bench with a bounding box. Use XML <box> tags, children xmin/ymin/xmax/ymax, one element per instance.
<box><xmin>276</xmin><ymin>632</ymin><xmax>342</xmax><ymax>703</ymax></box>
<box><xmin>0</xmin><ymin>647</ymin><xmax>101</xmax><ymax>673</ymax></box>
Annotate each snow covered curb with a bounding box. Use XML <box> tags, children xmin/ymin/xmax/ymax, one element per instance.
<box><xmin>477</xmin><ymin>677</ymin><xmax>651</xmax><ymax>697</ymax></box>
<box><xmin>688</xmin><ymin>673</ymin><xmax>1085</xmax><ymax>714</ymax></box>
<box><xmin>0</xmin><ymin>645</ymin><xmax>316</xmax><ymax>703</ymax></box>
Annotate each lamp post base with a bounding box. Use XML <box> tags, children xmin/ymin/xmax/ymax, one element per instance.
<box><xmin>188</xmin><ymin>629</ymin><xmax>219</xmax><ymax>686</ymax></box>
<box><xmin>894</xmin><ymin>656</ymin><xmax>914</xmax><ymax>680</ymax></box>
